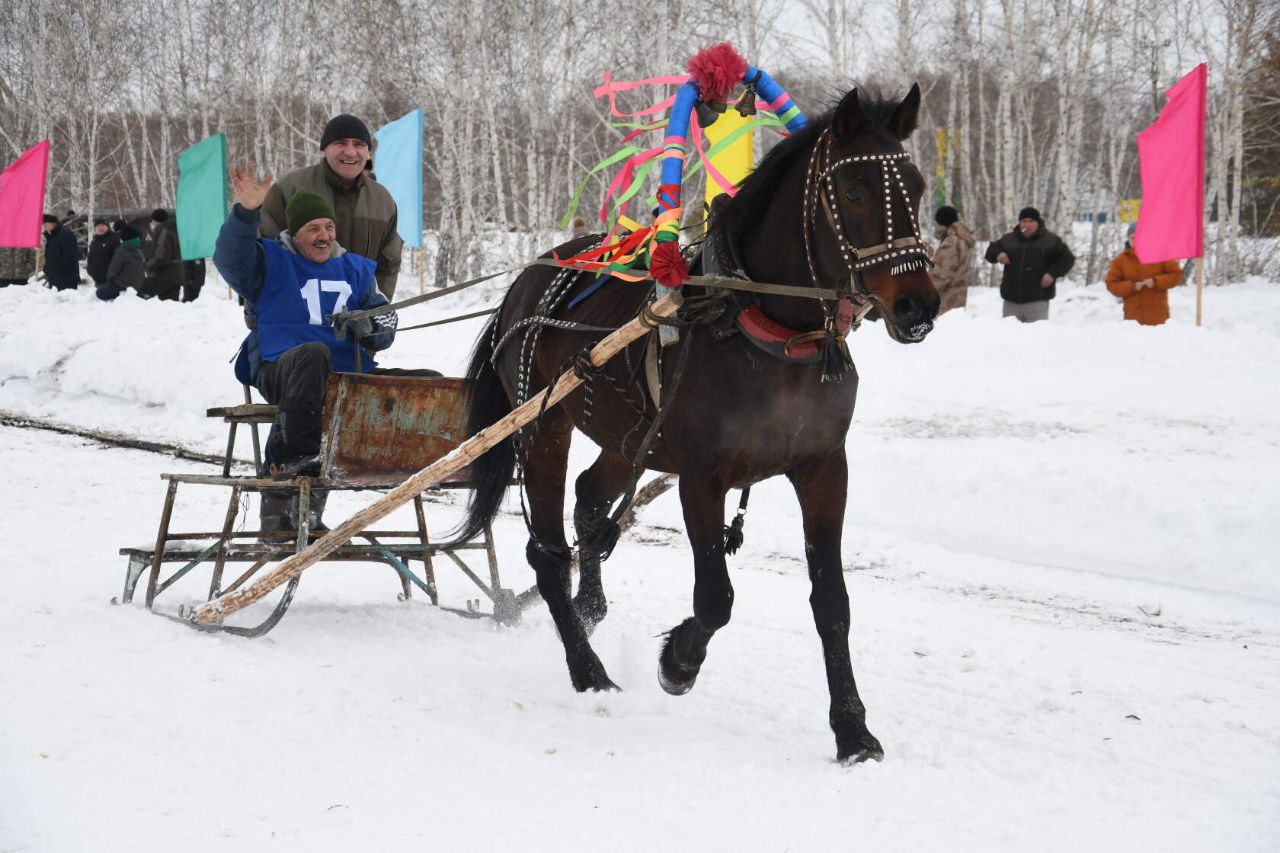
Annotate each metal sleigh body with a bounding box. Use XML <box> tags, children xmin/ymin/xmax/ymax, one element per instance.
<box><xmin>115</xmin><ymin>373</ymin><xmax>534</xmax><ymax>635</ymax></box>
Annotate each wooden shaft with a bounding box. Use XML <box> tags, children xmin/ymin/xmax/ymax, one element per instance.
<box><xmin>193</xmin><ymin>292</ymin><xmax>681</xmax><ymax>624</ymax></box>
<box><xmin>1195</xmin><ymin>256</ymin><xmax>1204</xmax><ymax>327</ymax></box>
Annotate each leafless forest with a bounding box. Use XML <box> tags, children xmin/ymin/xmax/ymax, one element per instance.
<box><xmin>1</xmin><ymin>0</ymin><xmax>1276</xmax><ymax>284</ymax></box>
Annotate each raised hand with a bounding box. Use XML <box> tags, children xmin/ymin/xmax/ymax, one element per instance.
<box><xmin>996</xmin><ymin>252</ymin><xmax>1010</xmax><ymax>265</ymax></box>
<box><xmin>229</xmin><ymin>162</ymin><xmax>273</xmax><ymax>211</ymax></box>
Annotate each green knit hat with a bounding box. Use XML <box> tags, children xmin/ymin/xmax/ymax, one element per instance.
<box><xmin>286</xmin><ymin>190</ymin><xmax>336</xmax><ymax>234</ymax></box>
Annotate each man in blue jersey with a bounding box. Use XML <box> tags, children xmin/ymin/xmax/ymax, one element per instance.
<box><xmin>214</xmin><ymin>162</ymin><xmax>398</xmax><ymax>533</ymax></box>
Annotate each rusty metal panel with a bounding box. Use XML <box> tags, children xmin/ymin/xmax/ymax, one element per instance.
<box><xmin>320</xmin><ymin>374</ymin><xmax>473</xmax><ymax>487</ymax></box>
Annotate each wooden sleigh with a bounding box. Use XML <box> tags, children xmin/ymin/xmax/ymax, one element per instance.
<box><xmin>115</xmin><ymin>373</ymin><xmax>536</xmax><ymax>635</ymax></box>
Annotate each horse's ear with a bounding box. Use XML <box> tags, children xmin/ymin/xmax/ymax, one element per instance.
<box><xmin>889</xmin><ymin>83</ymin><xmax>922</xmax><ymax>140</ymax></box>
<box><xmin>832</xmin><ymin>87</ymin><xmax>864</xmax><ymax>140</ymax></box>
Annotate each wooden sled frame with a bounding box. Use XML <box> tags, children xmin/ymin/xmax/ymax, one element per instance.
<box><xmin>115</xmin><ymin>374</ymin><xmax>536</xmax><ymax>634</ymax></box>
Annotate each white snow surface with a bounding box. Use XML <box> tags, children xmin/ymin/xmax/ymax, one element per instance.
<box><xmin>1</xmin><ymin>272</ymin><xmax>1278</xmax><ymax>851</ymax></box>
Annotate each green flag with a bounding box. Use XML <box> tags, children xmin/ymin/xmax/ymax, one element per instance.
<box><xmin>175</xmin><ymin>132</ymin><xmax>227</xmax><ymax>260</ymax></box>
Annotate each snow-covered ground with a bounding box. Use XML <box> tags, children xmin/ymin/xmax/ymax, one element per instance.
<box><xmin>1</xmin><ymin>270</ymin><xmax>1278</xmax><ymax>851</ymax></box>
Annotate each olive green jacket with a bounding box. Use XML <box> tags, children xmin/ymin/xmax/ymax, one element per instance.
<box><xmin>142</xmin><ymin>219</ymin><xmax>185</xmax><ymax>297</ymax></box>
<box><xmin>259</xmin><ymin>160</ymin><xmax>403</xmax><ymax>299</ymax></box>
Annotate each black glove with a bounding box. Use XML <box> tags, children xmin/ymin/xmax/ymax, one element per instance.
<box><xmin>330</xmin><ymin>311</ymin><xmax>373</xmax><ymax>341</ymax></box>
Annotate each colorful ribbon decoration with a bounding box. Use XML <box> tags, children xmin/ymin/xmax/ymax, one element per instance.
<box><xmin>558</xmin><ymin>48</ymin><xmax>808</xmax><ymax>288</ymax></box>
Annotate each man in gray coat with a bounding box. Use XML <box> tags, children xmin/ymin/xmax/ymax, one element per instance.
<box><xmin>984</xmin><ymin>206</ymin><xmax>1075</xmax><ymax>322</ymax></box>
<box><xmin>258</xmin><ymin>114</ymin><xmax>403</xmax><ymax>299</ymax></box>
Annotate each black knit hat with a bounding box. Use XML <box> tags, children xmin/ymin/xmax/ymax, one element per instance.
<box><xmin>935</xmin><ymin>206</ymin><xmax>959</xmax><ymax>227</ymax></box>
<box><xmin>43</xmin><ymin>213</ymin><xmax>59</xmax><ymax>224</ymax></box>
<box><xmin>151</xmin><ymin>208</ymin><xmax>169</xmax><ymax>223</ymax></box>
<box><xmin>118</xmin><ymin>225</ymin><xmax>141</xmax><ymax>241</ymax></box>
<box><xmin>93</xmin><ymin>217</ymin><xmax>108</xmax><ymax>227</ymax></box>
<box><xmin>320</xmin><ymin>114</ymin><xmax>372</xmax><ymax>150</ymax></box>
<box><xmin>286</xmin><ymin>190</ymin><xmax>336</xmax><ymax>234</ymax></box>
<box><xmin>111</xmin><ymin>219</ymin><xmax>126</xmax><ymax>233</ymax></box>
<box><xmin>1018</xmin><ymin>206</ymin><xmax>1042</xmax><ymax>223</ymax></box>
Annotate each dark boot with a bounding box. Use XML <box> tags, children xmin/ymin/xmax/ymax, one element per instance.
<box><xmin>259</xmin><ymin>490</ymin><xmax>293</xmax><ymax>542</ymax></box>
<box><xmin>289</xmin><ymin>487</ymin><xmax>328</xmax><ymax>532</ymax></box>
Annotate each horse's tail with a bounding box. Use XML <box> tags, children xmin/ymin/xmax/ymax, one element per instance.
<box><xmin>448</xmin><ymin>315</ymin><xmax>516</xmax><ymax>545</ymax></box>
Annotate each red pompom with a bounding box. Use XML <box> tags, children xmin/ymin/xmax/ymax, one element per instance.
<box><xmin>649</xmin><ymin>240</ymin><xmax>690</xmax><ymax>287</ymax></box>
<box><xmin>687</xmin><ymin>43</ymin><xmax>749</xmax><ymax>104</ymax></box>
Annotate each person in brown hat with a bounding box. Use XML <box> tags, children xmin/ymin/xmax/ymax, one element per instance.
<box><xmin>258</xmin><ymin>114</ymin><xmax>403</xmax><ymax>299</ymax></box>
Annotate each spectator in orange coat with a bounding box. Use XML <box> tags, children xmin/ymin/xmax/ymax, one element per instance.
<box><xmin>1105</xmin><ymin>224</ymin><xmax>1183</xmax><ymax>326</ymax></box>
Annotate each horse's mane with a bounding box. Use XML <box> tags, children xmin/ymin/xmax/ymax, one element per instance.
<box><xmin>711</xmin><ymin>88</ymin><xmax>903</xmax><ymax>257</ymax></box>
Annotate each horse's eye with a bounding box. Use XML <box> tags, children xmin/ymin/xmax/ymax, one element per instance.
<box><xmin>844</xmin><ymin>189</ymin><xmax>865</xmax><ymax>204</ymax></box>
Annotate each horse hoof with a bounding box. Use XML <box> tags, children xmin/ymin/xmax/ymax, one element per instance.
<box><xmin>573</xmin><ymin>675</ymin><xmax>621</xmax><ymax>693</ymax></box>
<box><xmin>570</xmin><ymin>658</ymin><xmax>621</xmax><ymax>693</ymax></box>
<box><xmin>657</xmin><ymin>636</ymin><xmax>700</xmax><ymax>696</ymax></box>
<box><xmin>657</xmin><ymin>662</ymin><xmax>697</xmax><ymax>695</ymax></box>
<box><xmin>837</xmin><ymin>733</ymin><xmax>885</xmax><ymax>765</ymax></box>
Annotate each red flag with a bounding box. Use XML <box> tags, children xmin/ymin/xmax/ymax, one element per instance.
<box><xmin>1134</xmin><ymin>65</ymin><xmax>1206</xmax><ymax>263</ymax></box>
<box><xmin>0</xmin><ymin>140</ymin><xmax>51</xmax><ymax>249</ymax></box>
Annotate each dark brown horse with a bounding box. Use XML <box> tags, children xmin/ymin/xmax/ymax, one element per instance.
<box><xmin>453</xmin><ymin>84</ymin><xmax>938</xmax><ymax>762</ymax></box>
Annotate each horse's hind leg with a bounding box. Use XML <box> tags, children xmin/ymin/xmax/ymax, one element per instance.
<box><xmin>522</xmin><ymin>409</ymin><xmax>619</xmax><ymax>692</ymax></box>
<box><xmin>658</xmin><ymin>475</ymin><xmax>731</xmax><ymax>695</ymax></box>
<box><xmin>572</xmin><ymin>450</ymin><xmax>636</xmax><ymax>631</ymax></box>
<box><xmin>788</xmin><ymin>453</ymin><xmax>883</xmax><ymax>763</ymax></box>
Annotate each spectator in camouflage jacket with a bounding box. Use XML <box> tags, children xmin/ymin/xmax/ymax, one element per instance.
<box><xmin>0</xmin><ymin>246</ymin><xmax>36</xmax><ymax>286</ymax></box>
<box><xmin>930</xmin><ymin>206</ymin><xmax>975</xmax><ymax>315</ymax></box>
<box><xmin>142</xmin><ymin>209</ymin><xmax>185</xmax><ymax>300</ymax></box>
<box><xmin>259</xmin><ymin>114</ymin><xmax>403</xmax><ymax>299</ymax></box>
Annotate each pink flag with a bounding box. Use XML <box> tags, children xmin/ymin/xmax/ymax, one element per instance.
<box><xmin>0</xmin><ymin>140</ymin><xmax>51</xmax><ymax>249</ymax></box>
<box><xmin>1134</xmin><ymin>64</ymin><xmax>1206</xmax><ymax>263</ymax></box>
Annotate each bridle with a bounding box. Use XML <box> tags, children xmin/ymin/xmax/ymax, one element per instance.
<box><xmin>802</xmin><ymin>128</ymin><xmax>933</xmax><ymax>336</ymax></box>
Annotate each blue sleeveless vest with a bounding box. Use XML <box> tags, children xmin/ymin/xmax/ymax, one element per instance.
<box><xmin>257</xmin><ymin>240</ymin><xmax>378</xmax><ymax>374</ymax></box>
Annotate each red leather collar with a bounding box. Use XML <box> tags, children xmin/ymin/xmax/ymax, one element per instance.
<box><xmin>736</xmin><ymin>297</ymin><xmax>854</xmax><ymax>363</ymax></box>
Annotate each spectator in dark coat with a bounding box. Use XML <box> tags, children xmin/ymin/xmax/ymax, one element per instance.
<box><xmin>182</xmin><ymin>257</ymin><xmax>206</xmax><ymax>302</ymax></box>
<box><xmin>142</xmin><ymin>208</ymin><xmax>184</xmax><ymax>300</ymax></box>
<box><xmin>42</xmin><ymin>214</ymin><xmax>81</xmax><ymax>290</ymax></box>
<box><xmin>984</xmin><ymin>206</ymin><xmax>1075</xmax><ymax>322</ymax></box>
<box><xmin>97</xmin><ymin>225</ymin><xmax>146</xmax><ymax>301</ymax></box>
<box><xmin>87</xmin><ymin>218</ymin><xmax>120</xmax><ymax>286</ymax></box>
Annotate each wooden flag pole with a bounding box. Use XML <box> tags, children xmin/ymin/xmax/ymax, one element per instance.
<box><xmin>1195</xmin><ymin>256</ymin><xmax>1204</xmax><ymax>327</ymax></box>
<box><xmin>193</xmin><ymin>291</ymin><xmax>682</xmax><ymax>625</ymax></box>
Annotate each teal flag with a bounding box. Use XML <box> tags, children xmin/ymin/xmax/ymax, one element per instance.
<box><xmin>175</xmin><ymin>132</ymin><xmax>227</xmax><ymax>260</ymax></box>
<box><xmin>373</xmin><ymin>110</ymin><xmax>424</xmax><ymax>248</ymax></box>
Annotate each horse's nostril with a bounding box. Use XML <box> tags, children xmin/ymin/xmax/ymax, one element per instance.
<box><xmin>893</xmin><ymin>296</ymin><xmax>921</xmax><ymax>323</ymax></box>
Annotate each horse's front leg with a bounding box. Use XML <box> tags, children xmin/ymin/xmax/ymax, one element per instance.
<box><xmin>658</xmin><ymin>475</ymin><xmax>732</xmax><ymax>695</ymax></box>
<box><xmin>788</xmin><ymin>453</ymin><xmax>884</xmax><ymax>763</ymax></box>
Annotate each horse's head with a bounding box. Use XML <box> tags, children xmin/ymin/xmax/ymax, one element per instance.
<box><xmin>816</xmin><ymin>84</ymin><xmax>939</xmax><ymax>343</ymax></box>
